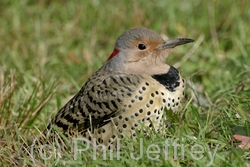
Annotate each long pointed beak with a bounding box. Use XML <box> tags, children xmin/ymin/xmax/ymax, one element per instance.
<box><xmin>157</xmin><ymin>38</ymin><xmax>194</xmax><ymax>50</ymax></box>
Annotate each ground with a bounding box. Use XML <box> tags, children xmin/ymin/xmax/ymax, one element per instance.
<box><xmin>0</xmin><ymin>0</ymin><xmax>250</xmax><ymax>166</ymax></box>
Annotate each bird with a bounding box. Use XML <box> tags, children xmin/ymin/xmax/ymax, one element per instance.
<box><xmin>43</xmin><ymin>27</ymin><xmax>194</xmax><ymax>146</ymax></box>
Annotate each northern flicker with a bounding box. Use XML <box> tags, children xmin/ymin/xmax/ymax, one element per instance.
<box><xmin>44</xmin><ymin>27</ymin><xmax>194</xmax><ymax>145</ymax></box>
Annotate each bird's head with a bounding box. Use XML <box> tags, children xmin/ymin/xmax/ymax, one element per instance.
<box><xmin>104</xmin><ymin>27</ymin><xmax>194</xmax><ymax>75</ymax></box>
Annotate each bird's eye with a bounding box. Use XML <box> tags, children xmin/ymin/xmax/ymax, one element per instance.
<box><xmin>138</xmin><ymin>43</ymin><xmax>147</xmax><ymax>50</ymax></box>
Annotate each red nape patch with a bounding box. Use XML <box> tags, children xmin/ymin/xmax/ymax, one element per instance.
<box><xmin>107</xmin><ymin>49</ymin><xmax>119</xmax><ymax>61</ymax></box>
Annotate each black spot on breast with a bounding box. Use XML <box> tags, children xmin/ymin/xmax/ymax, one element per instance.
<box><xmin>127</xmin><ymin>92</ymin><xmax>132</xmax><ymax>96</ymax></box>
<box><xmin>122</xmin><ymin>124</ymin><xmax>127</xmax><ymax>128</ymax></box>
<box><xmin>151</xmin><ymin>66</ymin><xmax>180</xmax><ymax>92</ymax></box>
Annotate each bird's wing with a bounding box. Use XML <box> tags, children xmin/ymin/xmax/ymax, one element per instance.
<box><xmin>48</xmin><ymin>73</ymin><xmax>143</xmax><ymax>134</ymax></box>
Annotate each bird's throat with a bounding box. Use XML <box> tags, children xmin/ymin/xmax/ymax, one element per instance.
<box><xmin>151</xmin><ymin>66</ymin><xmax>180</xmax><ymax>92</ymax></box>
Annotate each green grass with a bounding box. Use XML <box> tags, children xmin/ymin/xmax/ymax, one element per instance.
<box><xmin>1</xmin><ymin>0</ymin><xmax>250</xmax><ymax>166</ymax></box>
